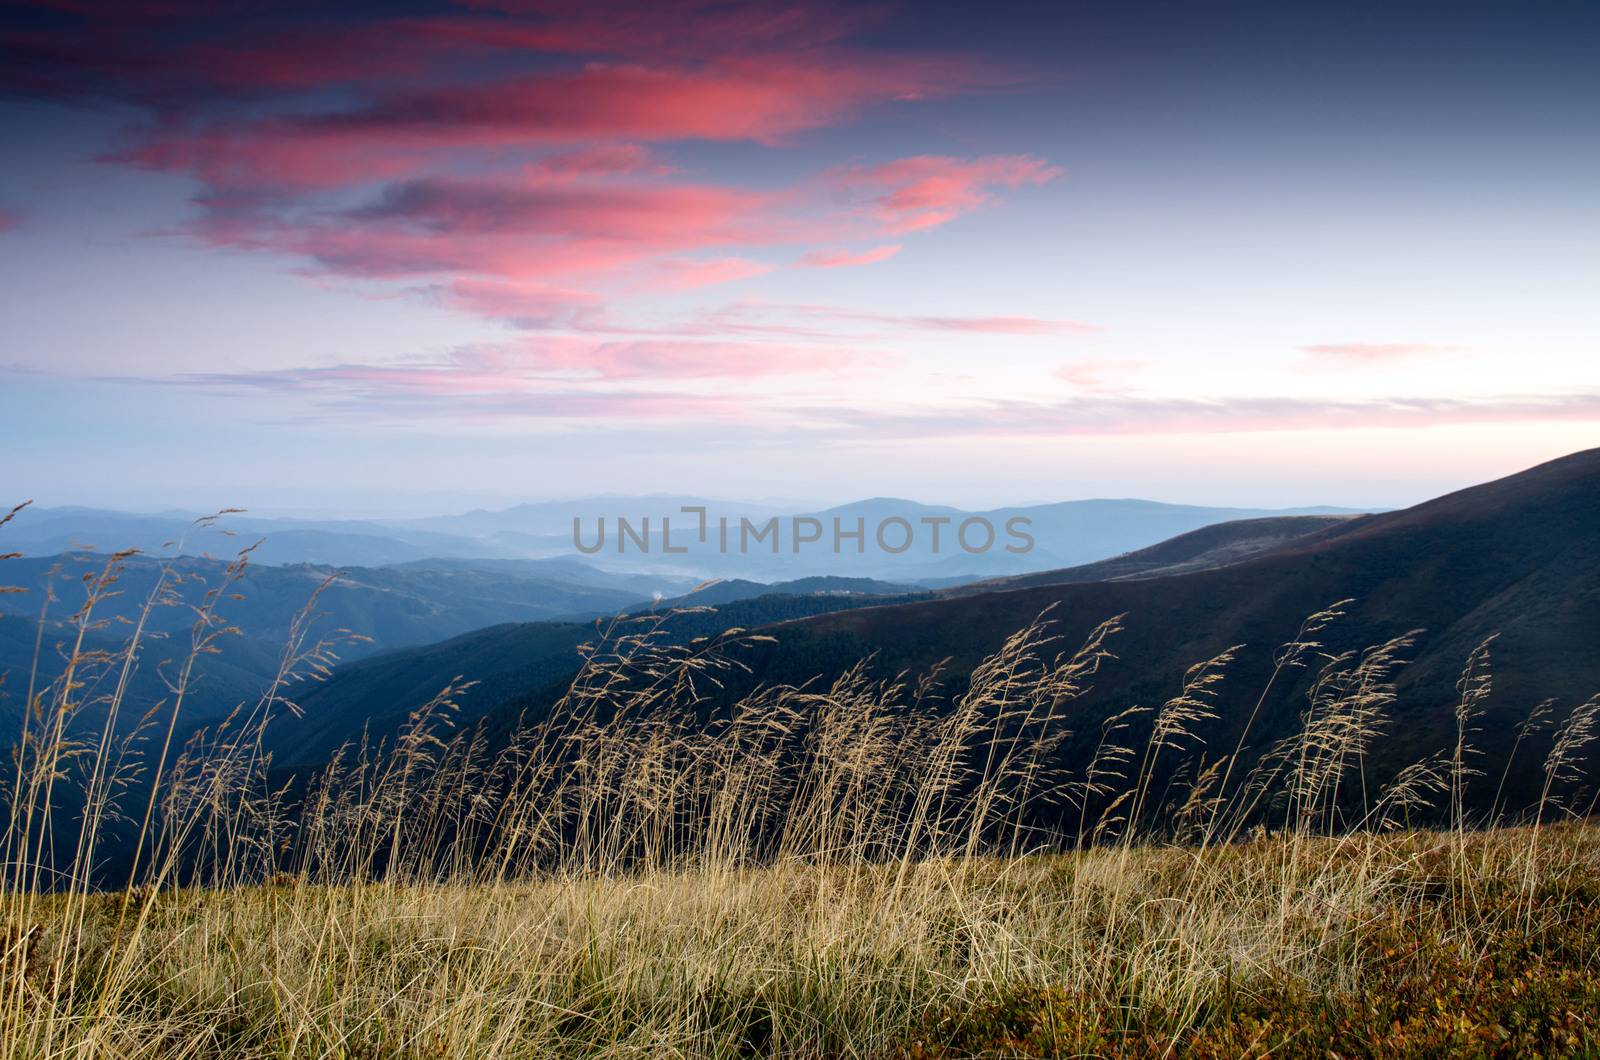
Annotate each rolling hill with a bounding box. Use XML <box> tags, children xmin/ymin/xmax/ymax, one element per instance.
<box><xmin>295</xmin><ymin>449</ymin><xmax>1599</xmax><ymax>821</ymax></box>
<box><xmin>716</xmin><ymin>447</ymin><xmax>1600</xmax><ymax>815</ymax></box>
<box><xmin>942</xmin><ymin>514</ymin><xmax>1357</xmax><ymax>594</ymax></box>
<box><xmin>265</xmin><ymin>588</ymin><xmax>929</xmax><ymax>767</ymax></box>
<box><xmin>0</xmin><ymin>552</ymin><xmax>695</xmax><ymax>736</ymax></box>
<box><xmin>18</xmin><ymin>451</ymin><xmax>1592</xmax><ymax>825</ymax></box>
<box><xmin>655</xmin><ymin>575</ymin><xmax>925</xmax><ymax>607</ymax></box>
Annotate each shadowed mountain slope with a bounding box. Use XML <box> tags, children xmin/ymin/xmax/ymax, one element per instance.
<box><xmin>655</xmin><ymin>575</ymin><xmax>925</xmax><ymax>608</ymax></box>
<box><xmin>228</xmin><ymin>450</ymin><xmax>1600</xmax><ymax>821</ymax></box>
<box><xmin>0</xmin><ymin>552</ymin><xmax>692</xmax><ymax>736</ymax></box>
<box><xmin>944</xmin><ymin>514</ymin><xmax>1357</xmax><ymax>594</ymax></box>
<box><xmin>714</xmin><ymin>448</ymin><xmax>1600</xmax><ymax>813</ymax></box>
<box><xmin>266</xmin><ymin>589</ymin><xmax>928</xmax><ymax>767</ymax></box>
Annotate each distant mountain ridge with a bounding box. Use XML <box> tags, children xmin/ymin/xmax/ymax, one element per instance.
<box><xmin>0</xmin><ymin>552</ymin><xmax>697</xmax><ymax>736</ymax></box>
<box><xmin>249</xmin><ymin>449</ymin><xmax>1600</xmax><ymax>821</ymax></box>
<box><xmin>717</xmin><ymin>447</ymin><xmax>1600</xmax><ymax>816</ymax></box>
<box><xmin>4</xmin><ymin>495</ymin><xmax>1372</xmax><ymax>581</ymax></box>
<box><xmin>0</xmin><ymin>507</ymin><xmax>505</xmax><ymax>567</ymax></box>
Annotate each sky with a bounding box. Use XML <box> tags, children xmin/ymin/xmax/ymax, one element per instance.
<box><xmin>1</xmin><ymin>0</ymin><xmax>1596</xmax><ymax>515</ymax></box>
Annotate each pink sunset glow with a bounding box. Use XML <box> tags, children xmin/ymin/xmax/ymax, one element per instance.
<box><xmin>1</xmin><ymin>0</ymin><xmax>1594</xmax><ymax>507</ymax></box>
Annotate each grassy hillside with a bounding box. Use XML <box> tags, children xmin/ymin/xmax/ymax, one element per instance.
<box><xmin>267</xmin><ymin>589</ymin><xmax>930</xmax><ymax>767</ymax></box>
<box><xmin>10</xmin><ymin>827</ymin><xmax>1600</xmax><ymax>1057</ymax></box>
<box><xmin>0</xmin><ymin>549</ymin><xmax>693</xmax><ymax>740</ymax></box>
<box><xmin>654</xmin><ymin>574</ymin><xmax>927</xmax><ymax>607</ymax></box>
<box><xmin>5</xmin><ymin>500</ymin><xmax>1600</xmax><ymax>1055</ymax></box>
<box><xmin>4</xmin><ymin>456</ymin><xmax>1599</xmax><ymax>1056</ymax></box>
<box><xmin>722</xmin><ymin>448</ymin><xmax>1600</xmax><ymax>818</ymax></box>
<box><xmin>247</xmin><ymin>449</ymin><xmax>1600</xmax><ymax>820</ymax></box>
<box><xmin>0</xmin><ymin>551</ymin><xmax>682</xmax><ymax>660</ymax></box>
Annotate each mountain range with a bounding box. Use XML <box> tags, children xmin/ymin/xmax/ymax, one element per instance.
<box><xmin>725</xmin><ymin>448</ymin><xmax>1600</xmax><ymax>816</ymax></box>
<box><xmin>1</xmin><ymin>497</ymin><xmax>1370</xmax><ymax>582</ymax></box>
<box><xmin>7</xmin><ymin>451</ymin><xmax>1594</xmax><ymax>823</ymax></box>
<box><xmin>0</xmin><ymin>553</ymin><xmax>694</xmax><ymax>735</ymax></box>
<box><xmin>242</xmin><ymin>448</ymin><xmax>1600</xmax><ymax>820</ymax></box>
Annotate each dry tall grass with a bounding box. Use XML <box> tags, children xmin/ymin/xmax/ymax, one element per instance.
<box><xmin>2</xmin><ymin>514</ymin><xmax>1597</xmax><ymax>1057</ymax></box>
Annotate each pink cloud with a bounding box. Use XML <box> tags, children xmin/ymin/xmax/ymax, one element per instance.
<box><xmin>799</xmin><ymin>244</ymin><xmax>901</xmax><ymax>268</ymax></box>
<box><xmin>443</xmin><ymin>280</ymin><xmax>605</xmax><ymax>328</ymax></box>
<box><xmin>1301</xmin><ymin>342</ymin><xmax>1461</xmax><ymax>364</ymax></box>
<box><xmin>0</xmin><ymin>210</ymin><xmax>19</xmax><ymax>233</ymax></box>
<box><xmin>177</xmin><ymin>156</ymin><xmax>1066</xmax><ymax>321</ymax></box>
<box><xmin>832</xmin><ymin>154</ymin><xmax>1063</xmax><ymax>233</ymax></box>
<box><xmin>309</xmin><ymin>56</ymin><xmax>981</xmax><ymax>149</ymax></box>
<box><xmin>914</xmin><ymin>315</ymin><xmax>1097</xmax><ymax>335</ymax></box>
<box><xmin>182</xmin><ymin>363</ymin><xmax>746</xmax><ymax>422</ymax></box>
<box><xmin>664</xmin><ymin>301</ymin><xmax>1102</xmax><ymax>341</ymax></box>
<box><xmin>8</xmin><ymin>1</ymin><xmax>1067</xmax><ymax>375</ymax></box>
<box><xmin>184</xmin><ymin>176</ymin><xmax>784</xmax><ymax>289</ymax></box>
<box><xmin>828</xmin><ymin>392</ymin><xmax>1600</xmax><ymax>441</ymax></box>
<box><xmin>122</xmin><ymin>354</ymin><xmax>1600</xmax><ymax>436</ymax></box>
<box><xmin>531</xmin><ymin>144</ymin><xmax>669</xmax><ymax>179</ymax></box>
<box><xmin>646</xmin><ymin>257</ymin><xmax>774</xmax><ymax>292</ymax></box>
<box><xmin>3</xmin><ymin>2</ymin><xmax>909</xmax><ymax>102</ymax></box>
<box><xmin>114</xmin><ymin>54</ymin><xmax>991</xmax><ymax>194</ymax></box>
<box><xmin>494</xmin><ymin>338</ymin><xmax>855</xmax><ymax>380</ymax></box>
<box><xmin>113</xmin><ymin>127</ymin><xmax>427</xmax><ymax>192</ymax></box>
<box><xmin>271</xmin><ymin>225</ymin><xmax>659</xmax><ymax>282</ymax></box>
<box><xmin>429</xmin><ymin>2</ymin><xmax>886</xmax><ymax>61</ymax></box>
<box><xmin>1056</xmin><ymin>359</ymin><xmax>1147</xmax><ymax>390</ymax></box>
<box><xmin>352</xmin><ymin>178</ymin><xmax>770</xmax><ymax>244</ymax></box>
<box><xmin>781</xmin><ymin>304</ymin><xmax>1096</xmax><ymax>335</ymax></box>
<box><xmin>138</xmin><ymin>335</ymin><xmax>863</xmax><ymax>418</ymax></box>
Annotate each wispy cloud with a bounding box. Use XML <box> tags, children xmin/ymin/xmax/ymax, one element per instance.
<box><xmin>1301</xmin><ymin>342</ymin><xmax>1462</xmax><ymax>365</ymax></box>
<box><xmin>912</xmin><ymin>315</ymin><xmax>1096</xmax><ymax>335</ymax></box>
<box><xmin>799</xmin><ymin>244</ymin><xmax>902</xmax><ymax>268</ymax></box>
<box><xmin>4</xmin><ymin>0</ymin><xmax>1049</xmax><ymax>378</ymax></box>
<box><xmin>823</xmin><ymin>392</ymin><xmax>1600</xmax><ymax>440</ymax></box>
<box><xmin>141</xmin><ymin>335</ymin><xmax>864</xmax><ymax>397</ymax></box>
<box><xmin>828</xmin><ymin>155</ymin><xmax>1062</xmax><ymax>233</ymax></box>
<box><xmin>1055</xmin><ymin>359</ymin><xmax>1148</xmax><ymax>390</ymax></box>
<box><xmin>98</xmin><ymin>348</ymin><xmax>1600</xmax><ymax>441</ymax></box>
<box><xmin>115</xmin><ymin>59</ymin><xmax>962</xmax><ymax>193</ymax></box>
<box><xmin>439</xmin><ymin>280</ymin><xmax>606</xmax><ymax>330</ymax></box>
<box><xmin>645</xmin><ymin>257</ymin><xmax>775</xmax><ymax>292</ymax></box>
<box><xmin>170</xmin><ymin>157</ymin><xmax>1053</xmax><ymax>297</ymax></box>
<box><xmin>691</xmin><ymin>302</ymin><xmax>1098</xmax><ymax>337</ymax></box>
<box><xmin>530</xmin><ymin>144</ymin><xmax>673</xmax><ymax>179</ymax></box>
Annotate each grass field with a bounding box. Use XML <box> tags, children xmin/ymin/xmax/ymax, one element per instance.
<box><xmin>8</xmin><ymin>826</ymin><xmax>1600</xmax><ymax>1057</ymax></box>
<box><xmin>4</xmin><ymin>531</ymin><xmax>1599</xmax><ymax>1056</ymax></box>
